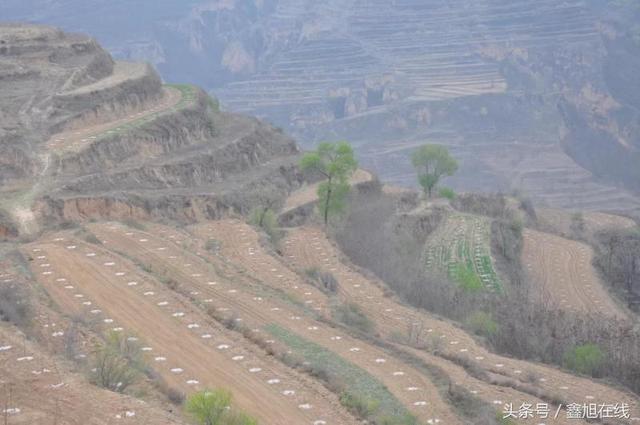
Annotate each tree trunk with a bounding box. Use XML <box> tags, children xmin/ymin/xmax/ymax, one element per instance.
<box><xmin>324</xmin><ymin>177</ymin><xmax>332</xmax><ymax>225</ymax></box>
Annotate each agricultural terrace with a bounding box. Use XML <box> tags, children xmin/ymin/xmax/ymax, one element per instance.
<box><xmin>424</xmin><ymin>214</ymin><xmax>502</xmax><ymax>292</ymax></box>
<box><xmin>47</xmin><ymin>84</ymin><xmax>198</xmax><ymax>154</ymax></box>
<box><xmin>91</xmin><ymin>84</ymin><xmax>198</xmax><ymax>141</ymax></box>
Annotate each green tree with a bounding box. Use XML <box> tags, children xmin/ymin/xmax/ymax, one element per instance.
<box><xmin>300</xmin><ymin>142</ymin><xmax>358</xmax><ymax>225</ymax></box>
<box><xmin>563</xmin><ymin>344</ymin><xmax>605</xmax><ymax>376</ymax></box>
<box><xmin>411</xmin><ymin>145</ymin><xmax>458</xmax><ymax>197</ymax></box>
<box><xmin>249</xmin><ymin>206</ymin><xmax>281</xmax><ymax>244</ymax></box>
<box><xmin>185</xmin><ymin>389</ymin><xmax>257</xmax><ymax>425</ymax></box>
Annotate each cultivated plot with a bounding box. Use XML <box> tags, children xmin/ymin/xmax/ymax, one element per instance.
<box><xmin>424</xmin><ymin>214</ymin><xmax>502</xmax><ymax>292</ymax></box>
<box><xmin>88</xmin><ymin>220</ymin><xmax>462</xmax><ymax>425</ymax></box>
<box><xmin>282</xmin><ymin>226</ymin><xmax>640</xmax><ymax>421</ymax></box>
<box><xmin>522</xmin><ymin>228</ymin><xmax>626</xmax><ymax>318</ymax></box>
<box><xmin>25</xmin><ymin>231</ymin><xmax>353</xmax><ymax>425</ymax></box>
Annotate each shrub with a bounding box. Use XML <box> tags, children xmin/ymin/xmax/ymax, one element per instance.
<box><xmin>185</xmin><ymin>389</ymin><xmax>257</xmax><ymax>425</ymax></box>
<box><xmin>0</xmin><ymin>283</ymin><xmax>32</xmax><ymax>329</ymax></box>
<box><xmin>452</xmin><ymin>265</ymin><xmax>483</xmax><ymax>293</ymax></box>
<box><xmin>205</xmin><ymin>238</ymin><xmax>221</xmax><ymax>253</ymax></box>
<box><xmin>249</xmin><ymin>207</ymin><xmax>282</xmax><ymax>244</ymax></box>
<box><xmin>305</xmin><ymin>267</ymin><xmax>339</xmax><ymax>294</ymax></box>
<box><xmin>122</xmin><ymin>219</ymin><xmax>146</xmax><ymax>230</ymax></box>
<box><xmin>438</xmin><ymin>187</ymin><xmax>456</xmax><ymax>200</ymax></box>
<box><xmin>570</xmin><ymin>212</ymin><xmax>586</xmax><ymax>239</ymax></box>
<box><xmin>465</xmin><ymin>311</ymin><xmax>498</xmax><ymax>337</ymax></box>
<box><xmin>339</xmin><ymin>392</ymin><xmax>380</xmax><ymax>418</ymax></box>
<box><xmin>75</xmin><ymin>227</ymin><xmax>103</xmax><ymax>245</ymax></box>
<box><xmin>160</xmin><ymin>382</ymin><xmax>185</xmax><ymax>405</ymax></box>
<box><xmin>161</xmin><ymin>277</ymin><xmax>180</xmax><ymax>291</ymax></box>
<box><xmin>89</xmin><ymin>331</ymin><xmax>143</xmax><ymax>393</ymax></box>
<box><xmin>84</xmin><ymin>233</ymin><xmax>103</xmax><ymax>245</ymax></box>
<box><xmin>563</xmin><ymin>344</ymin><xmax>604</xmax><ymax>376</ymax></box>
<box><xmin>332</xmin><ymin>302</ymin><xmax>375</xmax><ymax>335</ymax></box>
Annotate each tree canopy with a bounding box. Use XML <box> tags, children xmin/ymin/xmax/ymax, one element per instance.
<box><xmin>300</xmin><ymin>141</ymin><xmax>357</xmax><ymax>225</ymax></box>
<box><xmin>411</xmin><ymin>144</ymin><xmax>458</xmax><ymax>197</ymax></box>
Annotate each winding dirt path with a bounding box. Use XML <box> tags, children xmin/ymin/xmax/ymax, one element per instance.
<box><xmin>522</xmin><ymin>228</ymin><xmax>626</xmax><ymax>318</ymax></box>
<box><xmin>26</xmin><ymin>232</ymin><xmax>354</xmax><ymax>425</ymax></box>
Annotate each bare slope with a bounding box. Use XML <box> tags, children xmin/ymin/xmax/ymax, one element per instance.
<box><xmin>24</xmin><ymin>231</ymin><xmax>358</xmax><ymax>425</ymax></box>
<box><xmin>522</xmin><ymin>228</ymin><xmax>626</xmax><ymax>318</ymax></box>
<box><xmin>0</xmin><ymin>314</ymin><xmax>183</xmax><ymax>425</ymax></box>
<box><xmin>86</xmin><ymin>221</ymin><xmax>462</xmax><ymax>424</ymax></box>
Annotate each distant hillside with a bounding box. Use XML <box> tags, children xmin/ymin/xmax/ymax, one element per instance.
<box><xmin>2</xmin><ymin>0</ymin><xmax>639</xmax><ymax>216</ymax></box>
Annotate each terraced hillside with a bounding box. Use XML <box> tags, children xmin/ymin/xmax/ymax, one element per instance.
<box><xmin>5</xmin><ymin>203</ymin><xmax>639</xmax><ymax>424</ymax></box>
<box><xmin>86</xmin><ymin>221</ymin><xmax>461</xmax><ymax>424</ymax></box>
<box><xmin>522</xmin><ymin>228</ymin><xmax>626</xmax><ymax>318</ymax></box>
<box><xmin>218</xmin><ymin>0</ymin><xmax>640</xmax><ymax>216</ymax></box>
<box><xmin>280</xmin><ymin>224</ymin><xmax>639</xmax><ymax>420</ymax></box>
<box><xmin>0</xmin><ymin>325</ymin><xmax>185</xmax><ymax>425</ymax></box>
<box><xmin>0</xmin><ymin>24</ymin><xmax>305</xmax><ymax>236</ymax></box>
<box><xmin>23</xmin><ymin>231</ymin><xmax>356</xmax><ymax>425</ymax></box>
<box><xmin>424</xmin><ymin>214</ymin><xmax>502</xmax><ymax>292</ymax></box>
<box><xmin>0</xmin><ymin>256</ymin><xmax>186</xmax><ymax>424</ymax></box>
<box><xmin>4</xmin><ymin>1</ymin><xmax>640</xmax><ymax>214</ymax></box>
<box><xmin>2</xmin><ymin>19</ymin><xmax>640</xmax><ymax>425</ymax></box>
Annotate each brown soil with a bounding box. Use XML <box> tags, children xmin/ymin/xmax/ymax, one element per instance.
<box><xmin>282</xmin><ymin>226</ymin><xmax>640</xmax><ymax>420</ymax></box>
<box><xmin>522</xmin><ymin>228</ymin><xmax>626</xmax><ymax>318</ymax></box>
<box><xmin>0</xmin><ymin>322</ymin><xmax>182</xmax><ymax>425</ymax></box>
<box><xmin>85</xmin><ymin>221</ymin><xmax>463</xmax><ymax>425</ymax></box>
<box><xmin>25</xmin><ymin>231</ymin><xmax>356</xmax><ymax>425</ymax></box>
<box><xmin>47</xmin><ymin>86</ymin><xmax>182</xmax><ymax>153</ymax></box>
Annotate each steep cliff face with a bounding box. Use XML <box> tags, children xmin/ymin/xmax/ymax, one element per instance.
<box><xmin>0</xmin><ymin>24</ymin><xmax>304</xmax><ymax>233</ymax></box>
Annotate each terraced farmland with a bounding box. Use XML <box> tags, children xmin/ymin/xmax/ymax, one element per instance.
<box><xmin>281</xmin><ymin>225</ymin><xmax>640</xmax><ymax>421</ymax></box>
<box><xmin>97</xmin><ymin>220</ymin><xmax>461</xmax><ymax>424</ymax></box>
<box><xmin>424</xmin><ymin>214</ymin><xmax>502</xmax><ymax>292</ymax></box>
<box><xmin>47</xmin><ymin>83</ymin><xmax>195</xmax><ymax>154</ymax></box>
<box><xmin>11</xmin><ymin>217</ymin><xmax>640</xmax><ymax>423</ymax></box>
<box><xmin>522</xmin><ymin>228</ymin><xmax>626</xmax><ymax>318</ymax></box>
<box><xmin>24</xmin><ymin>228</ymin><xmax>358</xmax><ymax>425</ymax></box>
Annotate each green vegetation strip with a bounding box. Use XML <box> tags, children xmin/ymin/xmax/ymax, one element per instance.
<box><xmin>265</xmin><ymin>324</ymin><xmax>416</xmax><ymax>423</ymax></box>
<box><xmin>424</xmin><ymin>214</ymin><xmax>502</xmax><ymax>292</ymax></box>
